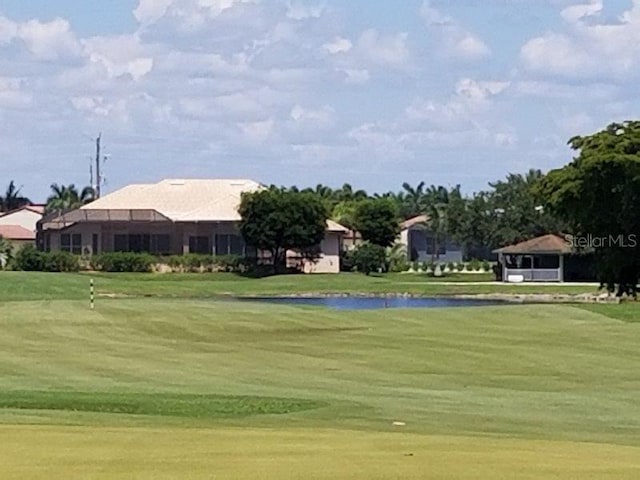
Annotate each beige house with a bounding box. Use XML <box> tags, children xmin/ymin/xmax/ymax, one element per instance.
<box><xmin>39</xmin><ymin>179</ymin><xmax>347</xmax><ymax>273</ymax></box>
<box><xmin>0</xmin><ymin>205</ymin><xmax>45</xmax><ymax>250</ymax></box>
<box><xmin>398</xmin><ymin>215</ymin><xmax>463</xmax><ymax>263</ymax></box>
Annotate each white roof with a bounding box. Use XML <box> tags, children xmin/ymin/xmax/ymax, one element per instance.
<box><xmin>81</xmin><ymin>179</ymin><xmax>263</xmax><ymax>222</ymax></box>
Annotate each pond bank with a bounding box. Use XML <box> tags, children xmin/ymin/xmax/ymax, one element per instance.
<box><xmin>236</xmin><ymin>291</ymin><xmax>623</xmax><ymax>304</ymax></box>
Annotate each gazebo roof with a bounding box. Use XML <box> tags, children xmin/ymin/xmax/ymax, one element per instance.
<box><xmin>493</xmin><ymin>234</ymin><xmax>572</xmax><ymax>255</ymax></box>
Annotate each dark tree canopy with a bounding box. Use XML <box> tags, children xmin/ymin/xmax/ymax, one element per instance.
<box><xmin>538</xmin><ymin>121</ymin><xmax>640</xmax><ymax>296</ymax></box>
<box><xmin>46</xmin><ymin>184</ymin><xmax>95</xmax><ymax>213</ymax></box>
<box><xmin>351</xmin><ymin>242</ymin><xmax>387</xmax><ymax>275</ymax></box>
<box><xmin>0</xmin><ymin>181</ymin><xmax>31</xmax><ymax>212</ymax></box>
<box><xmin>239</xmin><ymin>187</ymin><xmax>329</xmax><ymax>272</ymax></box>
<box><xmin>353</xmin><ymin>198</ymin><xmax>400</xmax><ymax>247</ymax></box>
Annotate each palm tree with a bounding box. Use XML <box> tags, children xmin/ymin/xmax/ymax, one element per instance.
<box><xmin>421</xmin><ymin>185</ymin><xmax>451</xmax><ymax>263</ymax></box>
<box><xmin>46</xmin><ymin>184</ymin><xmax>95</xmax><ymax>213</ymax></box>
<box><xmin>336</xmin><ymin>183</ymin><xmax>367</xmax><ymax>203</ymax></box>
<box><xmin>0</xmin><ymin>181</ymin><xmax>31</xmax><ymax>212</ymax></box>
<box><xmin>401</xmin><ymin>181</ymin><xmax>426</xmax><ymax>219</ymax></box>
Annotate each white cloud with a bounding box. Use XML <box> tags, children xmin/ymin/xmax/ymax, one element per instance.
<box><xmin>18</xmin><ymin>18</ymin><xmax>81</xmax><ymax>60</ymax></box>
<box><xmin>420</xmin><ymin>1</ymin><xmax>491</xmax><ymax>61</ymax></box>
<box><xmin>0</xmin><ymin>77</ymin><xmax>32</xmax><ymax>108</ymax></box>
<box><xmin>134</xmin><ymin>0</ymin><xmax>174</xmax><ymax>24</ymax></box>
<box><xmin>520</xmin><ymin>0</ymin><xmax>640</xmax><ymax>78</ymax></box>
<box><xmin>290</xmin><ymin>104</ymin><xmax>334</xmax><ymax>126</ymax></box>
<box><xmin>455</xmin><ymin>78</ymin><xmax>510</xmax><ymax>103</ymax></box>
<box><xmin>0</xmin><ymin>15</ymin><xmax>17</xmax><ymax>44</ymax></box>
<box><xmin>454</xmin><ymin>34</ymin><xmax>491</xmax><ymax>61</ymax></box>
<box><xmin>322</xmin><ymin>36</ymin><xmax>352</xmax><ymax>54</ymax></box>
<box><xmin>286</xmin><ymin>1</ymin><xmax>325</xmax><ymax>20</ymax></box>
<box><xmin>356</xmin><ymin>29</ymin><xmax>410</xmax><ymax>67</ymax></box>
<box><xmin>560</xmin><ymin>0</ymin><xmax>602</xmax><ymax>23</ymax></box>
<box><xmin>83</xmin><ymin>35</ymin><xmax>154</xmax><ymax>81</ymax></box>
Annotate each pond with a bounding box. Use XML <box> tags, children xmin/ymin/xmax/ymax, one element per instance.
<box><xmin>238</xmin><ymin>296</ymin><xmax>506</xmax><ymax>310</ymax></box>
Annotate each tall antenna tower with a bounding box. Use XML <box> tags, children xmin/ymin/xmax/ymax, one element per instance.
<box><xmin>95</xmin><ymin>133</ymin><xmax>102</xmax><ymax>198</ymax></box>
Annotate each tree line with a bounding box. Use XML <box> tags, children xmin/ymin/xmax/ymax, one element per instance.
<box><xmin>2</xmin><ymin>120</ymin><xmax>639</xmax><ymax>294</ymax></box>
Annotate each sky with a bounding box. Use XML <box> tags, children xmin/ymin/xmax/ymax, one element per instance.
<box><xmin>1</xmin><ymin>0</ymin><xmax>639</xmax><ymax>201</ymax></box>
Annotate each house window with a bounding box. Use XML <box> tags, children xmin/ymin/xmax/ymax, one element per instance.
<box><xmin>113</xmin><ymin>234</ymin><xmax>171</xmax><ymax>254</ymax></box>
<box><xmin>114</xmin><ymin>234</ymin><xmax>128</xmax><ymax>252</ymax></box>
<box><xmin>151</xmin><ymin>234</ymin><xmax>171</xmax><ymax>255</ymax></box>
<box><xmin>189</xmin><ymin>236</ymin><xmax>210</xmax><ymax>254</ymax></box>
<box><xmin>61</xmin><ymin>233</ymin><xmax>82</xmax><ymax>254</ymax></box>
<box><xmin>215</xmin><ymin>234</ymin><xmax>246</xmax><ymax>256</ymax></box>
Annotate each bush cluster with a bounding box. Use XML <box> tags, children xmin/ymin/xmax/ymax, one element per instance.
<box><xmin>164</xmin><ymin>254</ymin><xmax>245</xmax><ymax>273</ymax></box>
<box><xmin>14</xmin><ymin>245</ymin><xmax>80</xmax><ymax>272</ymax></box>
<box><xmin>91</xmin><ymin>252</ymin><xmax>156</xmax><ymax>273</ymax></box>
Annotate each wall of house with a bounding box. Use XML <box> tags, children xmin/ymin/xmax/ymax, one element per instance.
<box><xmin>402</xmin><ymin>228</ymin><xmax>463</xmax><ymax>264</ymax></box>
<box><xmin>0</xmin><ymin>210</ymin><xmax>42</xmax><ymax>232</ymax></box>
<box><xmin>286</xmin><ymin>232</ymin><xmax>341</xmax><ymax>274</ymax></box>
<box><xmin>48</xmin><ymin>222</ymin><xmax>245</xmax><ymax>255</ymax></box>
<box><xmin>45</xmin><ymin>222</ymin><xmax>343</xmax><ymax>273</ymax></box>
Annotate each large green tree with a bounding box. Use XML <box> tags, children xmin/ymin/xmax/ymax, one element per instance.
<box><xmin>538</xmin><ymin>121</ymin><xmax>640</xmax><ymax>296</ymax></box>
<box><xmin>353</xmin><ymin>198</ymin><xmax>400</xmax><ymax>247</ymax></box>
<box><xmin>239</xmin><ymin>187</ymin><xmax>329</xmax><ymax>272</ymax></box>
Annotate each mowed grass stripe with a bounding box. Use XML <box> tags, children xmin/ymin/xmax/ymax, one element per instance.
<box><xmin>2</xmin><ymin>426</ymin><xmax>640</xmax><ymax>480</ymax></box>
<box><xmin>0</xmin><ymin>391</ymin><xmax>324</xmax><ymax>418</ymax></box>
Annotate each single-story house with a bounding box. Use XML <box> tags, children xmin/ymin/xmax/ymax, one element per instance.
<box><xmin>398</xmin><ymin>215</ymin><xmax>463</xmax><ymax>264</ymax></box>
<box><xmin>0</xmin><ymin>205</ymin><xmax>45</xmax><ymax>250</ymax></box>
<box><xmin>0</xmin><ymin>224</ymin><xmax>36</xmax><ymax>250</ymax></box>
<box><xmin>493</xmin><ymin>234</ymin><xmax>596</xmax><ymax>283</ymax></box>
<box><xmin>38</xmin><ymin>179</ymin><xmax>347</xmax><ymax>273</ymax></box>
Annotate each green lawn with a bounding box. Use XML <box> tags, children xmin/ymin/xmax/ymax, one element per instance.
<box><xmin>1</xmin><ymin>278</ymin><xmax>640</xmax><ymax>478</ymax></box>
<box><xmin>0</xmin><ymin>271</ymin><xmax>603</xmax><ymax>302</ymax></box>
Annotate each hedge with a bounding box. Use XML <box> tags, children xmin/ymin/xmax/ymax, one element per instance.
<box><xmin>14</xmin><ymin>245</ymin><xmax>80</xmax><ymax>272</ymax></box>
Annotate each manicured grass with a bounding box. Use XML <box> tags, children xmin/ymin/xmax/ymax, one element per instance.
<box><xmin>2</xmin><ymin>426</ymin><xmax>640</xmax><ymax>480</ymax></box>
<box><xmin>0</xmin><ymin>391</ymin><xmax>323</xmax><ymax>419</ymax></box>
<box><xmin>578</xmin><ymin>302</ymin><xmax>640</xmax><ymax>322</ymax></box>
<box><xmin>1</xmin><ymin>273</ymin><xmax>639</xmax><ymax>478</ymax></box>
<box><xmin>0</xmin><ymin>271</ymin><xmax>600</xmax><ymax>302</ymax></box>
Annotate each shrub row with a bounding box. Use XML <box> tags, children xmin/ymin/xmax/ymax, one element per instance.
<box><xmin>90</xmin><ymin>252</ymin><xmax>156</xmax><ymax>273</ymax></box>
<box><xmin>164</xmin><ymin>254</ymin><xmax>246</xmax><ymax>273</ymax></box>
<box><xmin>14</xmin><ymin>245</ymin><xmax>80</xmax><ymax>272</ymax></box>
<box><xmin>12</xmin><ymin>247</ymin><xmax>250</xmax><ymax>273</ymax></box>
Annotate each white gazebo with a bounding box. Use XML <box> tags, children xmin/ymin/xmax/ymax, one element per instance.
<box><xmin>493</xmin><ymin>234</ymin><xmax>571</xmax><ymax>283</ymax></box>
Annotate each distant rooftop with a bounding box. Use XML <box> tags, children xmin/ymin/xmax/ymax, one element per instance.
<box><xmin>81</xmin><ymin>179</ymin><xmax>263</xmax><ymax>222</ymax></box>
<box><xmin>0</xmin><ymin>224</ymin><xmax>36</xmax><ymax>240</ymax></box>
<box><xmin>493</xmin><ymin>234</ymin><xmax>572</xmax><ymax>255</ymax></box>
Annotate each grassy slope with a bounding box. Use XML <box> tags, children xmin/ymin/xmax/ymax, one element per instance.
<box><xmin>0</xmin><ymin>271</ymin><xmax>602</xmax><ymax>302</ymax></box>
<box><xmin>1</xmin><ymin>297</ymin><xmax>640</xmax><ymax>478</ymax></box>
<box><xmin>2</xmin><ymin>271</ymin><xmax>639</xmax><ymax>479</ymax></box>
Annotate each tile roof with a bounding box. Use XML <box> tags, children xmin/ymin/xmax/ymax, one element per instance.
<box><xmin>81</xmin><ymin>179</ymin><xmax>263</xmax><ymax>222</ymax></box>
<box><xmin>326</xmin><ymin>219</ymin><xmax>349</xmax><ymax>233</ymax></box>
<box><xmin>0</xmin><ymin>224</ymin><xmax>35</xmax><ymax>240</ymax></box>
<box><xmin>493</xmin><ymin>234</ymin><xmax>572</xmax><ymax>255</ymax></box>
<box><xmin>400</xmin><ymin>214</ymin><xmax>429</xmax><ymax>230</ymax></box>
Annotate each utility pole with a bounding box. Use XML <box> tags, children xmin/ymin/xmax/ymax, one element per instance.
<box><xmin>95</xmin><ymin>133</ymin><xmax>102</xmax><ymax>198</ymax></box>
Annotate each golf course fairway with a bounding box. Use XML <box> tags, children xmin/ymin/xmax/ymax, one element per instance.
<box><xmin>1</xmin><ymin>293</ymin><xmax>639</xmax><ymax>478</ymax></box>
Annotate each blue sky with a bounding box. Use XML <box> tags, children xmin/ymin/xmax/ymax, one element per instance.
<box><xmin>1</xmin><ymin>0</ymin><xmax>639</xmax><ymax>200</ymax></box>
